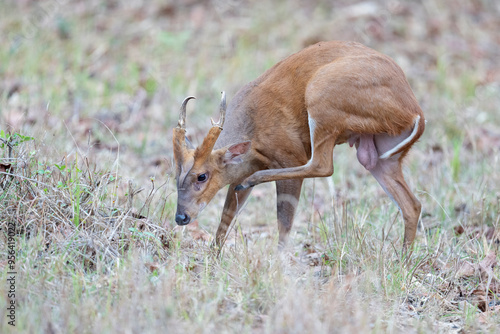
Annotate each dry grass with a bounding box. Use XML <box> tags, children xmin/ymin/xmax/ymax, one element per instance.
<box><xmin>1</xmin><ymin>0</ymin><xmax>500</xmax><ymax>333</ymax></box>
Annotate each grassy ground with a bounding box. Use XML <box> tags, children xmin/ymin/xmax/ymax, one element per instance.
<box><xmin>1</xmin><ymin>0</ymin><xmax>500</xmax><ymax>332</ymax></box>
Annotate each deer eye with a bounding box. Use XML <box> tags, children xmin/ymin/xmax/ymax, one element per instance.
<box><xmin>197</xmin><ymin>173</ymin><xmax>208</xmax><ymax>182</ymax></box>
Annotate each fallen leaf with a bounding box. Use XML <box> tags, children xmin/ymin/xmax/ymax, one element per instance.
<box><xmin>479</xmin><ymin>251</ymin><xmax>497</xmax><ymax>273</ymax></box>
<box><xmin>471</xmin><ymin>288</ymin><xmax>488</xmax><ymax>312</ymax></box>
<box><xmin>457</xmin><ymin>251</ymin><xmax>498</xmax><ymax>279</ymax></box>
<box><xmin>453</xmin><ymin>224</ymin><xmax>499</xmax><ymax>242</ymax></box>
<box><xmin>477</xmin><ymin>252</ymin><xmax>500</xmax><ymax>294</ymax></box>
<box><xmin>456</xmin><ymin>261</ymin><xmax>475</xmax><ymax>278</ymax></box>
<box><xmin>458</xmin><ymin>252</ymin><xmax>500</xmax><ymax>311</ymax></box>
<box><xmin>0</xmin><ymin>163</ymin><xmax>11</xmax><ymax>173</ymax></box>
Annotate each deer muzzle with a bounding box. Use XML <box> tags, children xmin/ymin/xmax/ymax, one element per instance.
<box><xmin>175</xmin><ymin>212</ymin><xmax>191</xmax><ymax>225</ymax></box>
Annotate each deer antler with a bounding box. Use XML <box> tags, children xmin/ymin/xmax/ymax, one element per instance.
<box><xmin>211</xmin><ymin>91</ymin><xmax>226</xmax><ymax>129</ymax></box>
<box><xmin>173</xmin><ymin>96</ymin><xmax>196</xmax><ymax>181</ymax></box>
<box><xmin>177</xmin><ymin>96</ymin><xmax>196</xmax><ymax>129</ymax></box>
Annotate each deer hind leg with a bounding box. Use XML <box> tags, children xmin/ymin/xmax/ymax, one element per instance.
<box><xmin>276</xmin><ymin>178</ymin><xmax>303</xmax><ymax>248</ymax></box>
<box><xmin>351</xmin><ymin>126</ymin><xmax>421</xmax><ymax>250</ymax></box>
<box><xmin>368</xmin><ymin>147</ymin><xmax>421</xmax><ymax>250</ymax></box>
<box><xmin>214</xmin><ymin>184</ymin><xmax>253</xmax><ymax>248</ymax></box>
<box><xmin>236</xmin><ymin>117</ymin><xmax>337</xmax><ymax>190</ymax></box>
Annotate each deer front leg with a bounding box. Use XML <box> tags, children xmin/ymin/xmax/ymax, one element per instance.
<box><xmin>214</xmin><ymin>183</ymin><xmax>253</xmax><ymax>248</ymax></box>
<box><xmin>235</xmin><ymin>130</ymin><xmax>337</xmax><ymax>190</ymax></box>
<box><xmin>276</xmin><ymin>179</ymin><xmax>303</xmax><ymax>248</ymax></box>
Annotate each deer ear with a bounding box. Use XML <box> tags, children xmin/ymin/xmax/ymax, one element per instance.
<box><xmin>222</xmin><ymin>141</ymin><xmax>251</xmax><ymax>165</ymax></box>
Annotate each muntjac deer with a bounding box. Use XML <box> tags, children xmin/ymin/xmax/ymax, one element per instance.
<box><xmin>173</xmin><ymin>41</ymin><xmax>424</xmax><ymax>250</ymax></box>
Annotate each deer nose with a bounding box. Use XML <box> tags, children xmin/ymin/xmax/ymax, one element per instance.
<box><xmin>175</xmin><ymin>213</ymin><xmax>191</xmax><ymax>225</ymax></box>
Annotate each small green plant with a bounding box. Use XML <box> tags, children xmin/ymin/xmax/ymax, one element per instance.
<box><xmin>0</xmin><ymin>130</ymin><xmax>34</xmax><ymax>157</ymax></box>
<box><xmin>0</xmin><ymin>130</ymin><xmax>33</xmax><ymax>148</ymax></box>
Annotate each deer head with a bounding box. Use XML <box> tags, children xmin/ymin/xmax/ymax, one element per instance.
<box><xmin>173</xmin><ymin>92</ymin><xmax>251</xmax><ymax>225</ymax></box>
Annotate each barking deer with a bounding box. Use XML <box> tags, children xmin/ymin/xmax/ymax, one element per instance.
<box><xmin>173</xmin><ymin>41</ymin><xmax>424</xmax><ymax>250</ymax></box>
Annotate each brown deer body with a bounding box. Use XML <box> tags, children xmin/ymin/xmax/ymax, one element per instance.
<box><xmin>173</xmin><ymin>41</ymin><xmax>424</xmax><ymax>249</ymax></box>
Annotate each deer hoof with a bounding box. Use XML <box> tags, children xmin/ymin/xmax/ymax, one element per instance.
<box><xmin>235</xmin><ymin>182</ymin><xmax>255</xmax><ymax>191</ymax></box>
<box><xmin>234</xmin><ymin>184</ymin><xmax>247</xmax><ymax>191</ymax></box>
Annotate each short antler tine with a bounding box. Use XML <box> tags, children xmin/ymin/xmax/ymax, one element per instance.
<box><xmin>178</xmin><ymin>96</ymin><xmax>196</xmax><ymax>129</ymax></box>
<box><xmin>211</xmin><ymin>91</ymin><xmax>226</xmax><ymax>129</ymax></box>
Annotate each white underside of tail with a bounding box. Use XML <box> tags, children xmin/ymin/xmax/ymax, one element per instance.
<box><xmin>379</xmin><ymin>116</ymin><xmax>421</xmax><ymax>159</ymax></box>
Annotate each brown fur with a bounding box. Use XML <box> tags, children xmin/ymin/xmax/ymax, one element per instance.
<box><xmin>173</xmin><ymin>41</ymin><xmax>425</xmax><ymax>250</ymax></box>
